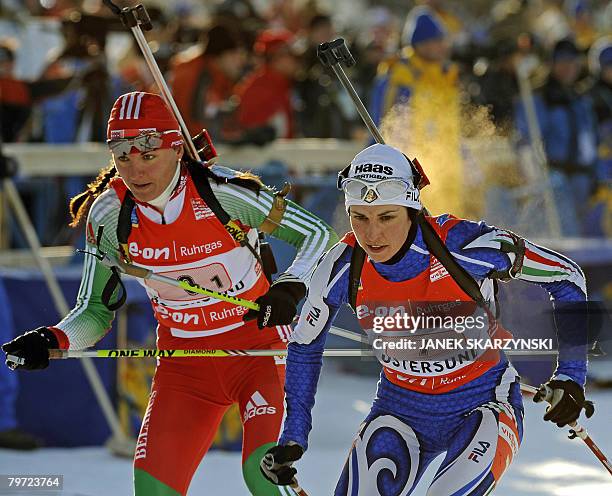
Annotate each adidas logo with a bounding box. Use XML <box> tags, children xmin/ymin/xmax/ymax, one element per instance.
<box><xmin>243</xmin><ymin>391</ymin><xmax>276</xmax><ymax>422</ymax></box>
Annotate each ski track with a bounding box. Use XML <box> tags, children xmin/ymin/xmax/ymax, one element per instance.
<box><xmin>1</xmin><ymin>370</ymin><xmax>610</xmax><ymax>495</ymax></box>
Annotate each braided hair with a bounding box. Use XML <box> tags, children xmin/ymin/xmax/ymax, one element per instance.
<box><xmin>68</xmin><ymin>162</ymin><xmax>117</xmax><ymax>227</ymax></box>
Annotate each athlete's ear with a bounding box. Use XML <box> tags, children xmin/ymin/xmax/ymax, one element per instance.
<box><xmin>174</xmin><ymin>145</ymin><xmax>184</xmax><ymax>160</ymax></box>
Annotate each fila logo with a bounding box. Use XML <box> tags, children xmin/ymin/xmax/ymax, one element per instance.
<box><xmin>306</xmin><ymin>306</ymin><xmax>321</xmax><ymax>326</ymax></box>
<box><xmin>468</xmin><ymin>441</ymin><xmax>491</xmax><ymax>463</ymax></box>
<box><xmin>243</xmin><ymin>391</ymin><xmax>276</xmax><ymax>422</ymax></box>
<box><xmin>406</xmin><ymin>189</ymin><xmax>419</xmax><ymax>202</ymax></box>
<box><xmin>354</xmin><ymin>163</ymin><xmax>393</xmax><ymax>175</ymax></box>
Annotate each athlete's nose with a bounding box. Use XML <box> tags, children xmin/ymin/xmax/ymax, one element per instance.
<box><xmin>364</xmin><ymin>221</ymin><xmax>384</xmax><ymax>244</ymax></box>
<box><xmin>130</xmin><ymin>157</ymin><xmax>150</xmax><ymax>178</ymax></box>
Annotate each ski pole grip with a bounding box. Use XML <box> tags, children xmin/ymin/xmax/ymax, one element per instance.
<box><xmin>534</xmin><ymin>384</ymin><xmax>553</xmax><ymax>403</ymax></box>
<box><xmin>116</xmin><ymin>4</ymin><xmax>152</xmax><ymax>31</ymax></box>
<box><xmin>116</xmin><ymin>260</ymin><xmax>152</xmax><ymax>279</ymax></box>
<box><xmin>49</xmin><ymin>349</ymin><xmax>67</xmax><ymax>360</ymax></box>
<box><xmin>5</xmin><ymin>354</ymin><xmax>24</xmax><ymax>368</ymax></box>
<box><xmin>134</xmin><ymin>4</ymin><xmax>152</xmax><ymax>31</ymax></box>
<box><xmin>118</xmin><ymin>5</ymin><xmax>138</xmax><ymax>28</ymax></box>
<box><xmin>317</xmin><ymin>38</ymin><xmax>355</xmax><ymax>68</ymax></box>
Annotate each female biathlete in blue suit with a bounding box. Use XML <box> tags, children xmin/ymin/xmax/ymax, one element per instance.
<box><xmin>261</xmin><ymin>144</ymin><xmax>593</xmax><ymax>495</ymax></box>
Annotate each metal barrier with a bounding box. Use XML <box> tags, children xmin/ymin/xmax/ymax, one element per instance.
<box><xmin>2</xmin><ymin>139</ymin><xmax>365</xmax><ymax>176</ymax></box>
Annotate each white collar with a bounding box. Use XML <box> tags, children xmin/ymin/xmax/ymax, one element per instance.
<box><xmin>147</xmin><ymin>162</ymin><xmax>181</xmax><ymax>211</ymax></box>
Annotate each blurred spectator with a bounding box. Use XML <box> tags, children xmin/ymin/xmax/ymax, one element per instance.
<box><xmin>515</xmin><ymin>38</ymin><xmax>599</xmax><ymax>236</ymax></box>
<box><xmin>213</xmin><ymin>0</ymin><xmax>265</xmax><ymax>49</ymax></box>
<box><xmin>365</xmin><ymin>6</ymin><xmax>398</xmax><ymax>54</ymax></box>
<box><xmin>585</xmin><ymin>37</ymin><xmax>612</xmax><ymax>236</ymax></box>
<box><xmin>170</xmin><ymin>22</ymin><xmax>247</xmax><ymax>140</ymax></box>
<box><xmin>488</xmin><ymin>0</ymin><xmax>533</xmax><ymax>43</ymax></box>
<box><xmin>295</xmin><ymin>13</ymin><xmax>356</xmax><ymax>139</ymax></box>
<box><xmin>237</xmin><ymin>29</ymin><xmax>300</xmax><ymax>140</ymax></box>
<box><xmin>0</xmin><ymin>37</ymin><xmax>76</xmax><ymax>143</ymax></box>
<box><xmin>566</xmin><ymin>0</ymin><xmax>598</xmax><ymax>51</ymax></box>
<box><xmin>38</xmin><ymin>12</ymin><xmax>115</xmax><ymax>144</ymax></box>
<box><xmin>7</xmin><ymin>12</ymin><xmax>118</xmax><ymax>246</ymax></box>
<box><xmin>260</xmin><ymin>0</ymin><xmax>308</xmax><ymax>34</ymax></box>
<box><xmin>530</xmin><ymin>0</ymin><xmax>573</xmax><ymax>49</ymax></box>
<box><xmin>0</xmin><ymin>39</ymin><xmax>30</xmax><ymax>142</ymax></box>
<box><xmin>370</xmin><ymin>7</ymin><xmax>465</xmax><ymax>216</ymax></box>
<box><xmin>413</xmin><ymin>0</ymin><xmax>466</xmax><ymax>47</ymax></box>
<box><xmin>588</xmin><ymin>37</ymin><xmax>612</xmax><ymax>182</ymax></box>
<box><xmin>472</xmin><ymin>37</ymin><xmax>524</xmax><ymax>133</ymax></box>
<box><xmin>351</xmin><ymin>8</ymin><xmax>397</xmax><ymax>119</ymax></box>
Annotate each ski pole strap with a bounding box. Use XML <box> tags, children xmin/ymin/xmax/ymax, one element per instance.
<box><xmin>101</xmin><ymin>266</ymin><xmax>127</xmax><ymax>311</ymax></box>
<box><xmin>259</xmin><ymin>183</ymin><xmax>291</xmax><ymax>234</ymax></box>
<box><xmin>348</xmin><ymin>242</ymin><xmax>366</xmax><ymax>311</ymax></box>
<box><xmin>101</xmin><ymin>192</ymin><xmax>136</xmax><ymax>311</ymax></box>
<box><xmin>415</xmin><ymin>211</ymin><xmax>487</xmax><ymax>307</ymax></box>
<box><xmin>116</xmin><ymin>193</ymin><xmax>136</xmax><ymax>262</ymax></box>
<box><xmin>488</xmin><ymin>230</ymin><xmax>526</xmax><ymax>281</ymax></box>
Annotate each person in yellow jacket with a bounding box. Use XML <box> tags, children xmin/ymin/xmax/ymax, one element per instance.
<box><xmin>370</xmin><ymin>6</ymin><xmax>465</xmax><ymax>216</ymax></box>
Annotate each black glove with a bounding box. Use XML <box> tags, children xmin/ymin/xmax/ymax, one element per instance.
<box><xmin>260</xmin><ymin>443</ymin><xmax>304</xmax><ymax>486</ymax></box>
<box><xmin>244</xmin><ymin>280</ymin><xmax>306</xmax><ymax>329</ymax></box>
<box><xmin>2</xmin><ymin>327</ymin><xmax>58</xmax><ymax>371</ymax></box>
<box><xmin>534</xmin><ymin>379</ymin><xmax>595</xmax><ymax>427</ymax></box>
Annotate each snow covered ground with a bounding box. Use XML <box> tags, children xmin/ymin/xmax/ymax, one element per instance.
<box><xmin>1</xmin><ymin>368</ymin><xmax>611</xmax><ymax>495</ymax></box>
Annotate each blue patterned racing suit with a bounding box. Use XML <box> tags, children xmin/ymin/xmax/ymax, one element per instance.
<box><xmin>280</xmin><ymin>215</ymin><xmax>587</xmax><ymax>495</ymax></box>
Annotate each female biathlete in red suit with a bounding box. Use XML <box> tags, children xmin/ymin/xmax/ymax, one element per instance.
<box><xmin>2</xmin><ymin>92</ymin><xmax>338</xmax><ymax>495</ymax></box>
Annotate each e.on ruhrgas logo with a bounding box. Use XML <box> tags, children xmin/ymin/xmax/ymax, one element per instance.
<box><xmin>128</xmin><ymin>241</ymin><xmax>170</xmax><ymax>260</ymax></box>
<box><xmin>243</xmin><ymin>391</ymin><xmax>276</xmax><ymax>422</ymax></box>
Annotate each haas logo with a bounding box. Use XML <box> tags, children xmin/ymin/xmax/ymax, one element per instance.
<box><xmin>354</xmin><ymin>163</ymin><xmax>393</xmax><ymax>175</ymax></box>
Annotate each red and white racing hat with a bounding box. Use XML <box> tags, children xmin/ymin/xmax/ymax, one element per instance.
<box><xmin>107</xmin><ymin>92</ymin><xmax>184</xmax><ymax>155</ymax></box>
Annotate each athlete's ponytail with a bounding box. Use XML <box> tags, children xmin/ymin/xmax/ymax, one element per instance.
<box><xmin>182</xmin><ymin>156</ymin><xmax>264</xmax><ymax>194</ymax></box>
<box><xmin>69</xmin><ymin>163</ymin><xmax>117</xmax><ymax>227</ymax></box>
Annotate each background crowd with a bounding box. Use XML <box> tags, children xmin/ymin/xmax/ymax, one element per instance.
<box><xmin>1</xmin><ymin>0</ymin><xmax>611</xmax><ymax>241</ymax></box>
